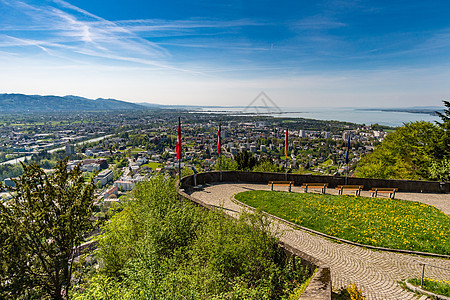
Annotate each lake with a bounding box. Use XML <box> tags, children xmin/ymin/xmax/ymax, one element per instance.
<box><xmin>197</xmin><ymin>107</ymin><xmax>440</xmax><ymax>127</ymax></box>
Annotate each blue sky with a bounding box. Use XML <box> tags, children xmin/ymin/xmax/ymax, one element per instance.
<box><xmin>0</xmin><ymin>0</ymin><xmax>449</xmax><ymax>107</ymax></box>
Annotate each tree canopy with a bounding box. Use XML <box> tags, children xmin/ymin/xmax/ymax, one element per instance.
<box><xmin>0</xmin><ymin>159</ymin><xmax>97</xmax><ymax>299</ymax></box>
<box><xmin>355</xmin><ymin>100</ymin><xmax>450</xmax><ymax>181</ymax></box>
<box><xmin>355</xmin><ymin>121</ymin><xmax>441</xmax><ymax>180</ymax></box>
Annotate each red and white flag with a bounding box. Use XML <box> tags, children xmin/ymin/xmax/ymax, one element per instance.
<box><xmin>176</xmin><ymin>117</ymin><xmax>182</xmax><ymax>160</ymax></box>
<box><xmin>217</xmin><ymin>123</ymin><xmax>221</xmax><ymax>154</ymax></box>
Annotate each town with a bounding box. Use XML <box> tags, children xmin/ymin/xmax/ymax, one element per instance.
<box><xmin>0</xmin><ymin>110</ymin><xmax>389</xmax><ymax>205</ymax></box>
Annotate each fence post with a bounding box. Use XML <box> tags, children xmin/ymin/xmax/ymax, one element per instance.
<box><xmin>420</xmin><ymin>263</ymin><xmax>425</xmax><ymax>287</ymax></box>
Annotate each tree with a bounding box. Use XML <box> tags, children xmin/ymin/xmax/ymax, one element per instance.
<box><xmin>435</xmin><ymin>100</ymin><xmax>450</xmax><ymax>158</ymax></box>
<box><xmin>355</xmin><ymin>121</ymin><xmax>440</xmax><ymax>180</ymax></box>
<box><xmin>0</xmin><ymin>159</ymin><xmax>97</xmax><ymax>299</ymax></box>
<box><xmin>252</xmin><ymin>158</ymin><xmax>281</xmax><ymax>173</ymax></box>
<box><xmin>234</xmin><ymin>150</ymin><xmax>257</xmax><ymax>171</ymax></box>
<box><xmin>213</xmin><ymin>156</ymin><xmax>238</xmax><ymax>171</ymax></box>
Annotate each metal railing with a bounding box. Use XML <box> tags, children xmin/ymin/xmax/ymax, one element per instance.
<box><xmin>415</xmin><ymin>260</ymin><xmax>450</xmax><ymax>287</ymax></box>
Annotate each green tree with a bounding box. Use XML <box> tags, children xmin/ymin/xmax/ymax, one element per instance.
<box><xmin>435</xmin><ymin>100</ymin><xmax>450</xmax><ymax>158</ymax></box>
<box><xmin>234</xmin><ymin>150</ymin><xmax>257</xmax><ymax>171</ymax></box>
<box><xmin>429</xmin><ymin>157</ymin><xmax>450</xmax><ymax>181</ymax></box>
<box><xmin>0</xmin><ymin>159</ymin><xmax>97</xmax><ymax>299</ymax></box>
<box><xmin>252</xmin><ymin>158</ymin><xmax>281</xmax><ymax>173</ymax></box>
<box><xmin>214</xmin><ymin>156</ymin><xmax>238</xmax><ymax>171</ymax></box>
<box><xmin>355</xmin><ymin>121</ymin><xmax>440</xmax><ymax>180</ymax></box>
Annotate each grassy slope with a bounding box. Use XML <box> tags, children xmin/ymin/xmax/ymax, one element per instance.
<box><xmin>235</xmin><ymin>191</ymin><xmax>450</xmax><ymax>255</ymax></box>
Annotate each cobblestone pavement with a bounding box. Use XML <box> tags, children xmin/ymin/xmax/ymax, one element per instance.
<box><xmin>190</xmin><ymin>183</ymin><xmax>450</xmax><ymax>300</ymax></box>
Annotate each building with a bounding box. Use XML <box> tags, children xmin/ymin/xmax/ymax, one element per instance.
<box><xmin>3</xmin><ymin>178</ymin><xmax>15</xmax><ymax>187</ymax></box>
<box><xmin>65</xmin><ymin>143</ymin><xmax>75</xmax><ymax>155</ymax></box>
<box><xmin>299</xmin><ymin>130</ymin><xmax>306</xmax><ymax>138</ymax></box>
<box><xmin>114</xmin><ymin>180</ymin><xmax>135</xmax><ymax>191</ymax></box>
<box><xmin>81</xmin><ymin>163</ymin><xmax>100</xmax><ymax>173</ymax></box>
<box><xmin>323</xmin><ymin>131</ymin><xmax>331</xmax><ymax>139</ymax></box>
<box><xmin>103</xmin><ymin>186</ymin><xmax>119</xmax><ymax>199</ymax></box>
<box><xmin>94</xmin><ymin>169</ymin><xmax>113</xmax><ymax>187</ymax></box>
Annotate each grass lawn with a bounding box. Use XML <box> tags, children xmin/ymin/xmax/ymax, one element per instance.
<box><xmin>408</xmin><ymin>278</ymin><xmax>450</xmax><ymax>297</ymax></box>
<box><xmin>234</xmin><ymin>191</ymin><xmax>450</xmax><ymax>255</ymax></box>
<box><xmin>142</xmin><ymin>162</ymin><xmax>162</xmax><ymax>170</ymax></box>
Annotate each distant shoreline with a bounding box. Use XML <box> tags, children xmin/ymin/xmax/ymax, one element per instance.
<box><xmin>356</xmin><ymin>108</ymin><xmax>443</xmax><ymax>117</ymax></box>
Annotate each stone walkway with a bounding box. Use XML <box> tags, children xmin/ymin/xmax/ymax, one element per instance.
<box><xmin>190</xmin><ymin>183</ymin><xmax>450</xmax><ymax>300</ymax></box>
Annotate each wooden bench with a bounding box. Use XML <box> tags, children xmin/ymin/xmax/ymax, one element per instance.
<box><xmin>370</xmin><ymin>188</ymin><xmax>398</xmax><ymax>199</ymax></box>
<box><xmin>268</xmin><ymin>181</ymin><xmax>294</xmax><ymax>192</ymax></box>
<box><xmin>301</xmin><ymin>183</ymin><xmax>328</xmax><ymax>194</ymax></box>
<box><xmin>336</xmin><ymin>185</ymin><xmax>363</xmax><ymax>196</ymax></box>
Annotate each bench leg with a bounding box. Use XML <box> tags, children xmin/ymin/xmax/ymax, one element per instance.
<box><xmin>289</xmin><ymin>183</ymin><xmax>292</xmax><ymax>192</ymax></box>
<box><xmin>391</xmin><ymin>191</ymin><xmax>395</xmax><ymax>199</ymax></box>
<box><xmin>305</xmin><ymin>184</ymin><xmax>308</xmax><ymax>193</ymax></box>
<box><xmin>271</xmin><ymin>183</ymin><xmax>274</xmax><ymax>191</ymax></box>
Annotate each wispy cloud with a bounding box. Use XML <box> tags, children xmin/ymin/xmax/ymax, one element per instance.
<box><xmin>0</xmin><ymin>0</ymin><xmax>191</xmax><ymax>71</ymax></box>
<box><xmin>0</xmin><ymin>0</ymin><xmax>275</xmax><ymax>75</ymax></box>
<box><xmin>293</xmin><ymin>15</ymin><xmax>347</xmax><ymax>30</ymax></box>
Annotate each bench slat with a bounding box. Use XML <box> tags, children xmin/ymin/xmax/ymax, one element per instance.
<box><xmin>301</xmin><ymin>183</ymin><xmax>328</xmax><ymax>194</ymax></box>
<box><xmin>268</xmin><ymin>181</ymin><xmax>294</xmax><ymax>192</ymax></box>
<box><xmin>370</xmin><ymin>188</ymin><xmax>398</xmax><ymax>199</ymax></box>
<box><xmin>336</xmin><ymin>185</ymin><xmax>363</xmax><ymax>196</ymax></box>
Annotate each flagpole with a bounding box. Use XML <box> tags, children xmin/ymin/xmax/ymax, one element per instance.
<box><xmin>345</xmin><ymin>134</ymin><xmax>351</xmax><ymax>185</ymax></box>
<box><xmin>285</xmin><ymin>128</ymin><xmax>288</xmax><ymax>181</ymax></box>
<box><xmin>178</xmin><ymin>117</ymin><xmax>181</xmax><ymax>184</ymax></box>
<box><xmin>219</xmin><ymin>152</ymin><xmax>222</xmax><ymax>181</ymax></box>
<box><xmin>218</xmin><ymin>123</ymin><xmax>222</xmax><ymax>181</ymax></box>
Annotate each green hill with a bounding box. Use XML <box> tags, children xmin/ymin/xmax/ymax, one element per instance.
<box><xmin>0</xmin><ymin>93</ymin><xmax>146</xmax><ymax>113</ymax></box>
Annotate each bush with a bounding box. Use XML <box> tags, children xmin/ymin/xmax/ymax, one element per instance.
<box><xmin>71</xmin><ymin>176</ymin><xmax>309</xmax><ymax>299</ymax></box>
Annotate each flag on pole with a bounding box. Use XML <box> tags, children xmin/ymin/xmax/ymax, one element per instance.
<box><xmin>176</xmin><ymin>117</ymin><xmax>182</xmax><ymax>160</ymax></box>
<box><xmin>217</xmin><ymin>123</ymin><xmax>221</xmax><ymax>154</ymax></box>
<box><xmin>285</xmin><ymin>129</ymin><xmax>288</xmax><ymax>158</ymax></box>
<box><xmin>344</xmin><ymin>134</ymin><xmax>351</xmax><ymax>164</ymax></box>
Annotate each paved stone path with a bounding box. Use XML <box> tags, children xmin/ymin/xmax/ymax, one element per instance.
<box><xmin>190</xmin><ymin>183</ymin><xmax>450</xmax><ymax>300</ymax></box>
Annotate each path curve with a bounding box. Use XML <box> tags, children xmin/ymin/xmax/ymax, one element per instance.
<box><xmin>189</xmin><ymin>183</ymin><xmax>450</xmax><ymax>300</ymax></box>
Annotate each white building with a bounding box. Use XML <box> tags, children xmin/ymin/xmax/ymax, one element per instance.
<box><xmin>114</xmin><ymin>180</ymin><xmax>135</xmax><ymax>191</ymax></box>
<box><xmin>299</xmin><ymin>130</ymin><xmax>306</xmax><ymax>138</ymax></box>
<box><xmin>94</xmin><ymin>169</ymin><xmax>113</xmax><ymax>187</ymax></box>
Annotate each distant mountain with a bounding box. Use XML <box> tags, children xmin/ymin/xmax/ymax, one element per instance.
<box><xmin>0</xmin><ymin>94</ymin><xmax>147</xmax><ymax>113</ymax></box>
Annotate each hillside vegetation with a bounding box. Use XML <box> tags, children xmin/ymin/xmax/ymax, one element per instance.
<box><xmin>355</xmin><ymin>101</ymin><xmax>450</xmax><ymax>181</ymax></box>
<box><xmin>71</xmin><ymin>177</ymin><xmax>310</xmax><ymax>299</ymax></box>
<box><xmin>0</xmin><ymin>94</ymin><xmax>145</xmax><ymax>112</ymax></box>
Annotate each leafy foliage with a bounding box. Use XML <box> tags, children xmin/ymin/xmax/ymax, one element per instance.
<box><xmin>234</xmin><ymin>150</ymin><xmax>257</xmax><ymax>171</ymax></box>
<box><xmin>252</xmin><ymin>158</ymin><xmax>281</xmax><ymax>173</ymax></box>
<box><xmin>408</xmin><ymin>277</ymin><xmax>450</xmax><ymax>297</ymax></box>
<box><xmin>214</xmin><ymin>156</ymin><xmax>238</xmax><ymax>171</ymax></box>
<box><xmin>333</xmin><ymin>284</ymin><xmax>366</xmax><ymax>300</ymax></box>
<box><xmin>429</xmin><ymin>158</ymin><xmax>450</xmax><ymax>181</ymax></box>
<box><xmin>71</xmin><ymin>177</ymin><xmax>309</xmax><ymax>299</ymax></box>
<box><xmin>355</xmin><ymin>121</ymin><xmax>441</xmax><ymax>180</ymax></box>
<box><xmin>435</xmin><ymin>100</ymin><xmax>450</xmax><ymax>158</ymax></box>
<box><xmin>0</xmin><ymin>159</ymin><xmax>97</xmax><ymax>299</ymax></box>
<box><xmin>355</xmin><ymin>101</ymin><xmax>450</xmax><ymax>181</ymax></box>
